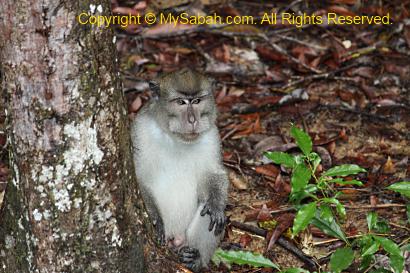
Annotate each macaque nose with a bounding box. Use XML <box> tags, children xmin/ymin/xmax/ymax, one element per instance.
<box><xmin>188</xmin><ymin>112</ymin><xmax>196</xmax><ymax>124</ymax></box>
<box><xmin>187</xmin><ymin>104</ymin><xmax>197</xmax><ymax>125</ymax></box>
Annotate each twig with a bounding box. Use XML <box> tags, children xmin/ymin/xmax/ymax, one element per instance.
<box><xmin>258</xmin><ymin>33</ymin><xmax>322</xmax><ymax>74</ymax></box>
<box><xmin>343</xmin><ymin>203</ymin><xmax>406</xmax><ymax>209</ymax></box>
<box><xmin>363</xmin><ymin>262</ymin><xmax>377</xmax><ymax>273</ymax></box>
<box><xmin>318</xmin><ymin>104</ymin><xmax>394</xmax><ymax>122</ymax></box>
<box><xmin>389</xmin><ymin>222</ymin><xmax>410</xmax><ymax>232</ymax></box>
<box><xmin>221</xmin><ymin>127</ymin><xmax>238</xmax><ymax>142</ymax></box>
<box><xmin>282</xmin><ymin>63</ymin><xmax>359</xmax><ymax>89</ymax></box>
<box><xmin>230</xmin><ymin>220</ymin><xmax>317</xmax><ymax>269</ymax></box>
<box><xmin>275</xmin><ymin>34</ymin><xmax>327</xmax><ymax>51</ymax></box>
<box><xmin>313</xmin><ymin>234</ymin><xmax>366</xmax><ymax>246</ymax></box>
<box><xmin>270</xmin><ymin>207</ymin><xmax>296</xmax><ymax>214</ymax></box>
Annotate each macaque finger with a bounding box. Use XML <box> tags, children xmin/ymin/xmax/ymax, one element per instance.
<box><xmin>209</xmin><ymin>216</ymin><xmax>216</xmax><ymax>231</ymax></box>
<box><xmin>214</xmin><ymin>216</ymin><xmax>224</xmax><ymax>235</ymax></box>
<box><xmin>200</xmin><ymin>205</ymin><xmax>209</xmax><ymax>216</ymax></box>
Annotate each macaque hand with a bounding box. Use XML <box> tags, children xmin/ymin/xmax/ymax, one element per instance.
<box><xmin>200</xmin><ymin>202</ymin><xmax>225</xmax><ymax>235</ymax></box>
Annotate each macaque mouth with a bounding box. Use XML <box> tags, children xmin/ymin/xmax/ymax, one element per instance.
<box><xmin>177</xmin><ymin>132</ymin><xmax>200</xmax><ymax>141</ymax></box>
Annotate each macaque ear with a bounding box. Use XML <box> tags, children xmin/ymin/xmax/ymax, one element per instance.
<box><xmin>149</xmin><ymin>81</ymin><xmax>160</xmax><ymax>97</ymax></box>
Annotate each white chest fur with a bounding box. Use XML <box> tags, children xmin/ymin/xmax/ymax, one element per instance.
<box><xmin>132</xmin><ymin>114</ymin><xmax>220</xmax><ymax>237</ymax></box>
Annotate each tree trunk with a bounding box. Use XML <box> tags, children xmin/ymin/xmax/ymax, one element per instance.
<box><xmin>0</xmin><ymin>1</ymin><xmax>174</xmax><ymax>272</ymax></box>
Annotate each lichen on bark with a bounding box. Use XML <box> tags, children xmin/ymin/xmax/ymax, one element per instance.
<box><xmin>0</xmin><ymin>1</ymin><xmax>148</xmax><ymax>272</ymax></box>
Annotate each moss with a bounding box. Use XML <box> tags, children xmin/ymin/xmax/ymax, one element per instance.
<box><xmin>0</xmin><ymin>182</ymin><xmax>31</xmax><ymax>272</ymax></box>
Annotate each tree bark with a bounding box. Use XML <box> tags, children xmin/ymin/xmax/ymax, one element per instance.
<box><xmin>0</xmin><ymin>1</ymin><xmax>174</xmax><ymax>272</ymax></box>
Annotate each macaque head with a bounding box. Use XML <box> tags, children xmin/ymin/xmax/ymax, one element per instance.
<box><xmin>150</xmin><ymin>68</ymin><xmax>217</xmax><ymax>143</ymax></box>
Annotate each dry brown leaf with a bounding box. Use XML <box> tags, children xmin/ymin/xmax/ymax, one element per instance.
<box><xmin>144</xmin><ymin>23</ymin><xmax>197</xmax><ymax>37</ymax></box>
<box><xmin>267</xmin><ymin>213</ymin><xmax>294</xmax><ymax>250</ymax></box>
<box><xmin>327</xmin><ymin>5</ymin><xmax>357</xmax><ymax>17</ymax></box>
<box><xmin>112</xmin><ymin>6</ymin><xmax>140</xmax><ymax>16</ymax></box>
<box><xmin>370</xmin><ymin>195</ymin><xmax>378</xmax><ymax>206</ymax></box>
<box><xmin>255</xmin><ymin>164</ymin><xmax>279</xmax><ymax>178</ymax></box>
<box><xmin>133</xmin><ymin>1</ymin><xmax>147</xmax><ymax>10</ymax></box>
<box><xmin>151</xmin><ymin>0</ymin><xmax>190</xmax><ymax>9</ymax></box>
<box><xmin>382</xmin><ymin>156</ymin><xmax>396</xmax><ymax>174</ymax></box>
<box><xmin>256</xmin><ymin>204</ymin><xmax>272</xmax><ymax>222</ymax></box>
<box><xmin>239</xmin><ymin>233</ymin><xmax>253</xmax><ymax>248</ymax></box>
<box><xmin>331</xmin><ymin>0</ymin><xmax>357</xmax><ymax>4</ymax></box>
<box><xmin>327</xmin><ymin>141</ymin><xmax>336</xmax><ymax>154</ymax></box>
<box><xmin>222</xmin><ymin>24</ymin><xmax>262</xmax><ymax>34</ymax></box>
<box><xmin>229</xmin><ymin>170</ymin><xmax>248</xmax><ymax>190</ymax></box>
<box><xmin>256</xmin><ymin>46</ymin><xmax>287</xmax><ymax>62</ymax></box>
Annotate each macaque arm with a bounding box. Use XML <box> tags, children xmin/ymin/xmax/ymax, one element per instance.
<box><xmin>199</xmin><ymin>172</ymin><xmax>228</xmax><ymax>235</ymax></box>
<box><xmin>140</xmin><ymin>186</ymin><xmax>166</xmax><ymax>245</ymax></box>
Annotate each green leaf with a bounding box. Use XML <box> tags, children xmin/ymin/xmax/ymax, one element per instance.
<box><xmin>323</xmin><ymin>164</ymin><xmax>366</xmax><ymax>177</ymax></box>
<box><xmin>291</xmin><ymin>163</ymin><xmax>311</xmax><ymax>193</ymax></box>
<box><xmin>387</xmin><ymin>181</ymin><xmax>410</xmax><ymax>198</ymax></box>
<box><xmin>265</xmin><ymin>151</ymin><xmax>295</xmax><ymax>168</ymax></box>
<box><xmin>407</xmin><ymin>204</ymin><xmax>410</xmax><ymax>224</ymax></box>
<box><xmin>309</xmin><ymin>152</ymin><xmax>321</xmax><ymax>173</ymax></box>
<box><xmin>370</xmin><ymin>236</ymin><xmax>404</xmax><ymax>273</ymax></box>
<box><xmin>319</xmin><ymin>204</ymin><xmax>334</xmax><ymax>223</ymax></box>
<box><xmin>289</xmin><ymin>184</ymin><xmax>318</xmax><ymax>205</ymax></box>
<box><xmin>292</xmin><ymin>202</ymin><xmax>317</xmax><ymax>237</ymax></box>
<box><xmin>212</xmin><ymin>249</ymin><xmax>279</xmax><ymax>269</ymax></box>
<box><xmin>361</xmin><ymin>241</ymin><xmax>380</xmax><ymax>256</ymax></box>
<box><xmin>291</xmin><ymin>125</ymin><xmax>312</xmax><ymax>156</ymax></box>
<box><xmin>329</xmin><ymin>178</ymin><xmax>364</xmax><ymax>186</ymax></box>
<box><xmin>367</xmin><ymin>212</ymin><xmax>378</xmax><ymax>232</ymax></box>
<box><xmin>280</xmin><ymin>268</ymin><xmax>310</xmax><ymax>273</ymax></box>
<box><xmin>311</xmin><ymin>212</ymin><xmax>347</xmax><ymax>242</ymax></box>
<box><xmin>389</xmin><ymin>254</ymin><xmax>405</xmax><ymax>273</ymax></box>
<box><xmin>322</xmin><ymin>197</ymin><xmax>346</xmax><ymax>219</ymax></box>
<box><xmin>359</xmin><ymin>254</ymin><xmax>373</xmax><ymax>271</ymax></box>
<box><xmin>366</xmin><ymin>212</ymin><xmax>390</xmax><ymax>233</ymax></box>
<box><xmin>375</xmin><ymin>220</ymin><xmax>390</xmax><ymax>233</ymax></box>
<box><xmin>373</xmin><ymin>236</ymin><xmax>401</xmax><ymax>257</ymax></box>
<box><xmin>293</xmin><ymin>154</ymin><xmax>305</xmax><ymax>165</ymax></box>
<box><xmin>330</xmin><ymin>247</ymin><xmax>354</xmax><ymax>273</ymax></box>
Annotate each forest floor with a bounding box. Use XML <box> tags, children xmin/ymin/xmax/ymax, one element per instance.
<box><xmin>1</xmin><ymin>0</ymin><xmax>409</xmax><ymax>272</ymax></box>
<box><xmin>118</xmin><ymin>0</ymin><xmax>409</xmax><ymax>272</ymax></box>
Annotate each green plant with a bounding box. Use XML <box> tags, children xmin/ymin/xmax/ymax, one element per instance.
<box><xmin>387</xmin><ymin>181</ymin><xmax>410</xmax><ymax>198</ymax></box>
<box><xmin>212</xmin><ymin>126</ymin><xmax>406</xmax><ymax>273</ymax></box>
<box><xmin>387</xmin><ymin>181</ymin><xmax>410</xmax><ymax>224</ymax></box>
<box><xmin>265</xmin><ymin>125</ymin><xmax>366</xmax><ymax>240</ymax></box>
<box><xmin>212</xmin><ymin>248</ymin><xmax>279</xmax><ymax>270</ymax></box>
<box><xmin>265</xmin><ymin>126</ymin><xmax>405</xmax><ymax>272</ymax></box>
<box><xmin>353</xmin><ymin>212</ymin><xmax>404</xmax><ymax>273</ymax></box>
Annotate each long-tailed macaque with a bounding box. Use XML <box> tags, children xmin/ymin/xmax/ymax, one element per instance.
<box><xmin>131</xmin><ymin>68</ymin><xmax>228</xmax><ymax>271</ymax></box>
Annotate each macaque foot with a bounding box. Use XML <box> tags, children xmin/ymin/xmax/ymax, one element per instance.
<box><xmin>179</xmin><ymin>246</ymin><xmax>201</xmax><ymax>272</ymax></box>
<box><xmin>200</xmin><ymin>203</ymin><xmax>226</xmax><ymax>235</ymax></box>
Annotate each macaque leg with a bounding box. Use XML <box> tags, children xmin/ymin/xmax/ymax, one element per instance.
<box><xmin>184</xmin><ymin>203</ymin><xmax>223</xmax><ymax>269</ymax></box>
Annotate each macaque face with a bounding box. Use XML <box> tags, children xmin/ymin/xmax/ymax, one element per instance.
<box><xmin>164</xmin><ymin>92</ymin><xmax>215</xmax><ymax>142</ymax></box>
<box><xmin>150</xmin><ymin>69</ymin><xmax>217</xmax><ymax>143</ymax></box>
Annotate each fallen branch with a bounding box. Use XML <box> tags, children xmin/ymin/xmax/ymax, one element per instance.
<box><xmin>230</xmin><ymin>220</ymin><xmax>317</xmax><ymax>270</ymax></box>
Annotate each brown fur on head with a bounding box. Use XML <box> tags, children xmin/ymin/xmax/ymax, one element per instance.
<box><xmin>150</xmin><ymin>68</ymin><xmax>213</xmax><ymax>97</ymax></box>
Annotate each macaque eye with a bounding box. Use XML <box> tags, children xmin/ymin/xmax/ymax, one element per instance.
<box><xmin>176</xmin><ymin>99</ymin><xmax>186</xmax><ymax>105</ymax></box>
<box><xmin>191</xmin><ymin>98</ymin><xmax>201</xmax><ymax>104</ymax></box>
